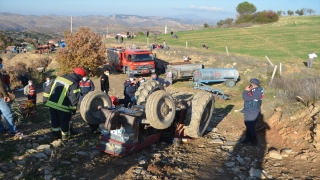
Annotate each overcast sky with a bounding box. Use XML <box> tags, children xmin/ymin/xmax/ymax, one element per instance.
<box><xmin>0</xmin><ymin>0</ymin><xmax>319</xmax><ymax>20</ymax></box>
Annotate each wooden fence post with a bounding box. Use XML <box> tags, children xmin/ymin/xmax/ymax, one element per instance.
<box><xmin>226</xmin><ymin>46</ymin><xmax>229</xmax><ymax>56</ymax></box>
<box><xmin>186</xmin><ymin>41</ymin><xmax>188</xmax><ymax>49</ymax></box>
<box><xmin>279</xmin><ymin>63</ymin><xmax>282</xmax><ymax>76</ymax></box>
<box><xmin>265</xmin><ymin>56</ymin><xmax>274</xmax><ymax>66</ymax></box>
<box><xmin>269</xmin><ymin>65</ymin><xmax>278</xmax><ymax>85</ymax></box>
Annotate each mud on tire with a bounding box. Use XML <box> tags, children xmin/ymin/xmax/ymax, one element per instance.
<box><xmin>184</xmin><ymin>91</ymin><xmax>215</xmax><ymax>138</ymax></box>
<box><xmin>145</xmin><ymin>90</ymin><xmax>176</xmax><ymax>129</ymax></box>
<box><xmin>80</xmin><ymin>91</ymin><xmax>112</xmax><ymax>125</ymax></box>
<box><xmin>135</xmin><ymin>80</ymin><xmax>164</xmax><ymax>105</ymax></box>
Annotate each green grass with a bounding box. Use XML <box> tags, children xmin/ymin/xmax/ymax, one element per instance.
<box><xmin>133</xmin><ymin>16</ymin><xmax>320</xmax><ymax>69</ymax></box>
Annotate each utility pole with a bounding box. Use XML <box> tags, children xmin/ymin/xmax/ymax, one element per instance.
<box><xmin>70</xmin><ymin>16</ymin><xmax>73</xmax><ymax>34</ymax></box>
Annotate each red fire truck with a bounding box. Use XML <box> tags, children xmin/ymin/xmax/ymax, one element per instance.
<box><xmin>107</xmin><ymin>47</ymin><xmax>155</xmax><ymax>76</ymax></box>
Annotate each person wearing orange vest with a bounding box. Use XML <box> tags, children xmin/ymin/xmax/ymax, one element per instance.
<box><xmin>24</xmin><ymin>80</ymin><xmax>37</xmax><ymax>108</ymax></box>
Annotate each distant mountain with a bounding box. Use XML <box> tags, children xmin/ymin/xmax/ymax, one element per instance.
<box><xmin>0</xmin><ymin>13</ymin><xmax>205</xmax><ymax>35</ymax></box>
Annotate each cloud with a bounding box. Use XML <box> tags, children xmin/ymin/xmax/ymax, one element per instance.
<box><xmin>189</xmin><ymin>5</ymin><xmax>225</xmax><ymax>12</ymax></box>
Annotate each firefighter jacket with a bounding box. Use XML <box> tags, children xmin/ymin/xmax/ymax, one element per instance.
<box><xmin>79</xmin><ymin>79</ymin><xmax>95</xmax><ymax>95</ymax></box>
<box><xmin>24</xmin><ymin>84</ymin><xmax>36</xmax><ymax>97</ymax></box>
<box><xmin>43</xmin><ymin>74</ymin><xmax>80</xmax><ymax>113</ymax></box>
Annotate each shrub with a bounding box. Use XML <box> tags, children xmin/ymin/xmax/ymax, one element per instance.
<box><xmin>236</xmin><ymin>10</ymin><xmax>279</xmax><ymax>24</ymax></box>
<box><xmin>270</xmin><ymin>75</ymin><xmax>320</xmax><ymax>105</ymax></box>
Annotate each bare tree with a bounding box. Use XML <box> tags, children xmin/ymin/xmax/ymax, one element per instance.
<box><xmin>306</xmin><ymin>8</ymin><xmax>316</xmax><ymax>15</ymax></box>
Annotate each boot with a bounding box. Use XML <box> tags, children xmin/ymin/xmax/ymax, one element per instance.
<box><xmin>250</xmin><ymin>138</ymin><xmax>258</xmax><ymax>146</ymax></box>
<box><xmin>240</xmin><ymin>137</ymin><xmax>250</xmax><ymax>144</ymax></box>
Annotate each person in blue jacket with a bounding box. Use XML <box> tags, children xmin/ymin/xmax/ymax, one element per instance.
<box><xmin>240</xmin><ymin>78</ymin><xmax>264</xmax><ymax>146</ymax></box>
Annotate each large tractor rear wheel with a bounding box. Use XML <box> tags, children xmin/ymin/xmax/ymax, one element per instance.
<box><xmin>145</xmin><ymin>90</ymin><xmax>176</xmax><ymax>129</ymax></box>
<box><xmin>80</xmin><ymin>91</ymin><xmax>112</xmax><ymax>125</ymax></box>
<box><xmin>135</xmin><ymin>80</ymin><xmax>164</xmax><ymax>105</ymax></box>
<box><xmin>184</xmin><ymin>91</ymin><xmax>215</xmax><ymax>138</ymax></box>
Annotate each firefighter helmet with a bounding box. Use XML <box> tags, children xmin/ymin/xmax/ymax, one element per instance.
<box><xmin>73</xmin><ymin>68</ymin><xmax>86</xmax><ymax>77</ymax></box>
<box><xmin>110</xmin><ymin>96</ymin><xmax>119</xmax><ymax>106</ymax></box>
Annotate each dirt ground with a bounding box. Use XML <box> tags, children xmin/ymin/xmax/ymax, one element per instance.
<box><xmin>1</xmin><ymin>51</ymin><xmax>320</xmax><ymax>180</ymax></box>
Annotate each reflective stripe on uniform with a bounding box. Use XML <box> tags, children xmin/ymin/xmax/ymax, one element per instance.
<box><xmin>45</xmin><ymin>76</ymin><xmax>75</xmax><ymax>112</ymax></box>
<box><xmin>46</xmin><ymin>101</ymin><xmax>71</xmax><ymax>112</ymax></box>
<box><xmin>52</xmin><ymin>127</ymin><xmax>61</xmax><ymax>131</ymax></box>
<box><xmin>61</xmin><ymin>131</ymin><xmax>70</xmax><ymax>135</ymax></box>
<box><xmin>58</xmin><ymin>84</ymin><xmax>69</xmax><ymax>105</ymax></box>
<box><xmin>73</xmin><ymin>89</ymin><xmax>80</xmax><ymax>93</ymax></box>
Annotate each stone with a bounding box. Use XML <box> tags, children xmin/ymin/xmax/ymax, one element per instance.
<box><xmin>71</xmin><ymin>158</ymin><xmax>79</xmax><ymax>162</ymax></box>
<box><xmin>14</xmin><ymin>173</ymin><xmax>24</xmax><ymax>180</ymax></box>
<box><xmin>224</xmin><ymin>162</ymin><xmax>235</xmax><ymax>168</ymax></box>
<box><xmin>237</xmin><ymin>156</ymin><xmax>245</xmax><ymax>165</ymax></box>
<box><xmin>216</xmin><ymin>167</ymin><xmax>224</xmax><ymax>173</ymax></box>
<box><xmin>44</xmin><ymin>169</ymin><xmax>51</xmax><ymax>175</ymax></box>
<box><xmin>44</xmin><ymin>175</ymin><xmax>53</xmax><ymax>180</ymax></box>
<box><xmin>79</xmin><ymin>178</ymin><xmax>86</xmax><ymax>180</ymax></box>
<box><xmin>176</xmin><ymin>168</ymin><xmax>183</xmax><ymax>173</ymax></box>
<box><xmin>224</xmin><ymin>141</ymin><xmax>238</xmax><ymax>146</ymax></box>
<box><xmin>51</xmin><ymin>140</ymin><xmax>62</xmax><ymax>148</ymax></box>
<box><xmin>208</xmin><ymin>138</ymin><xmax>224</xmax><ymax>144</ymax></box>
<box><xmin>32</xmin><ymin>153</ymin><xmax>47</xmax><ymax>159</ymax></box>
<box><xmin>38</xmin><ymin>137</ymin><xmax>45</xmax><ymax>142</ymax></box>
<box><xmin>26</xmin><ymin>122</ymin><xmax>32</xmax><ymax>125</ymax></box>
<box><xmin>32</xmin><ymin>143</ymin><xmax>40</xmax><ymax>148</ymax></box>
<box><xmin>152</xmin><ymin>153</ymin><xmax>161</xmax><ymax>158</ymax></box>
<box><xmin>44</xmin><ymin>149</ymin><xmax>53</xmax><ymax>156</ymax></box>
<box><xmin>139</xmin><ymin>160</ymin><xmax>146</xmax><ymax>164</ymax></box>
<box><xmin>244</xmin><ymin>157</ymin><xmax>251</xmax><ymax>162</ymax></box>
<box><xmin>249</xmin><ymin>168</ymin><xmax>266</xmax><ymax>179</ymax></box>
<box><xmin>212</xmin><ymin>128</ymin><xmax>218</xmax><ymax>133</ymax></box>
<box><xmin>90</xmin><ymin>150</ymin><xmax>100</xmax><ymax>159</ymax></box>
<box><xmin>60</xmin><ymin>161</ymin><xmax>71</xmax><ymax>165</ymax></box>
<box><xmin>43</xmin><ymin>135</ymin><xmax>51</xmax><ymax>139</ymax></box>
<box><xmin>281</xmin><ymin>148</ymin><xmax>293</xmax><ymax>154</ymax></box>
<box><xmin>198</xmin><ymin>144</ymin><xmax>205</xmax><ymax>148</ymax></box>
<box><xmin>37</xmin><ymin>144</ymin><xmax>51</xmax><ymax>150</ymax></box>
<box><xmin>262</xmin><ymin>170</ymin><xmax>273</xmax><ymax>179</ymax></box>
<box><xmin>38</xmin><ymin>166</ymin><xmax>55</xmax><ymax>172</ymax></box>
<box><xmin>221</xmin><ymin>145</ymin><xmax>234</xmax><ymax>150</ymax></box>
<box><xmin>77</xmin><ymin>151</ymin><xmax>88</xmax><ymax>156</ymax></box>
<box><xmin>135</xmin><ymin>168</ymin><xmax>142</xmax><ymax>174</ymax></box>
<box><xmin>232</xmin><ymin>167</ymin><xmax>240</xmax><ymax>173</ymax></box>
<box><xmin>268</xmin><ymin>150</ymin><xmax>282</xmax><ymax>159</ymax></box>
<box><xmin>26</xmin><ymin>143</ymin><xmax>32</xmax><ymax>149</ymax></box>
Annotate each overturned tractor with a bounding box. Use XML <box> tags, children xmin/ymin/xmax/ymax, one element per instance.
<box><xmin>80</xmin><ymin>80</ymin><xmax>215</xmax><ymax>156</ymax></box>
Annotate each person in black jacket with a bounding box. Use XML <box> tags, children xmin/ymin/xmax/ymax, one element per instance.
<box><xmin>43</xmin><ymin>68</ymin><xmax>85</xmax><ymax>141</ymax></box>
<box><xmin>100</xmin><ymin>68</ymin><xmax>110</xmax><ymax>94</ymax></box>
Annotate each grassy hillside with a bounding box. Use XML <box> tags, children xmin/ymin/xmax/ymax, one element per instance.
<box><xmin>134</xmin><ymin>16</ymin><xmax>320</xmax><ymax>68</ymax></box>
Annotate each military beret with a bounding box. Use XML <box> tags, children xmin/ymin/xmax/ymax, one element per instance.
<box><xmin>250</xmin><ymin>78</ymin><xmax>260</xmax><ymax>85</ymax></box>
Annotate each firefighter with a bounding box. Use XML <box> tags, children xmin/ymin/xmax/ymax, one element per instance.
<box><xmin>43</xmin><ymin>68</ymin><xmax>85</xmax><ymax>141</ymax></box>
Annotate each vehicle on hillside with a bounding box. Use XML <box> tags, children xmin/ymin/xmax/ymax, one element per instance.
<box><xmin>107</xmin><ymin>47</ymin><xmax>156</xmax><ymax>76</ymax></box>
<box><xmin>80</xmin><ymin>80</ymin><xmax>215</xmax><ymax>156</ymax></box>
